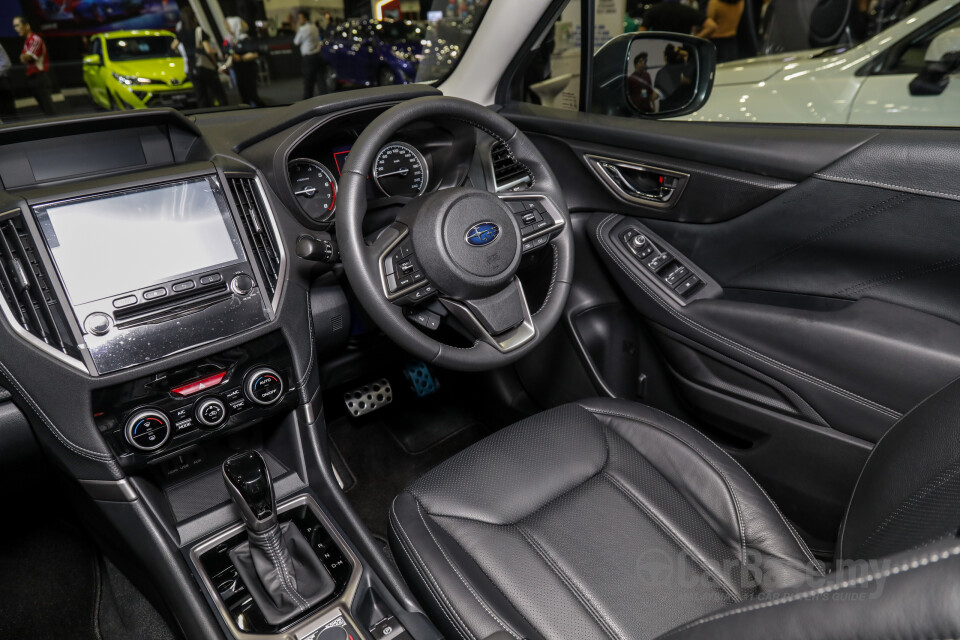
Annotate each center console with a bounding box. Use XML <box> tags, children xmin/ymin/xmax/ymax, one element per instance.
<box><xmin>0</xmin><ymin>109</ymin><xmax>437</xmax><ymax>640</ymax></box>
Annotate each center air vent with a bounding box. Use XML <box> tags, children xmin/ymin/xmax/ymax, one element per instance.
<box><xmin>229</xmin><ymin>177</ymin><xmax>283</xmax><ymax>303</ymax></box>
<box><xmin>491</xmin><ymin>141</ymin><xmax>533</xmax><ymax>192</ymax></box>
<box><xmin>0</xmin><ymin>211</ymin><xmax>82</xmax><ymax>365</ymax></box>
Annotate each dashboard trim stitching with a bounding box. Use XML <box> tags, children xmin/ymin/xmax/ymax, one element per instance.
<box><xmin>813</xmin><ymin>172</ymin><xmax>960</xmax><ymax>202</ymax></box>
<box><xmin>296</xmin><ymin>289</ymin><xmax>316</xmax><ymax>391</ymax></box>
<box><xmin>533</xmin><ymin>244</ymin><xmax>559</xmax><ymax>317</ymax></box>
<box><xmin>0</xmin><ymin>360</ymin><xmax>118</xmax><ymax>467</ymax></box>
<box><xmin>595</xmin><ymin>213</ymin><xmax>902</xmax><ymax>419</ymax></box>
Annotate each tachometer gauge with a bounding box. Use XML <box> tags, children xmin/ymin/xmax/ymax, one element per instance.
<box><xmin>373</xmin><ymin>142</ymin><xmax>428</xmax><ymax>197</ymax></box>
<box><xmin>288</xmin><ymin>158</ymin><xmax>337</xmax><ymax>222</ymax></box>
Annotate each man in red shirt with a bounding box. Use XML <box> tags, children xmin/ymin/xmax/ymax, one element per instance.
<box><xmin>13</xmin><ymin>16</ymin><xmax>55</xmax><ymax>115</ymax></box>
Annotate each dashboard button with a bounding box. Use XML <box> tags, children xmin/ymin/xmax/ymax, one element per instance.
<box><xmin>230</xmin><ymin>274</ymin><xmax>255</xmax><ymax>296</ymax></box>
<box><xmin>674</xmin><ymin>275</ymin><xmax>702</xmax><ymax>297</ymax></box>
<box><xmin>199</xmin><ymin>274</ymin><xmax>222</xmax><ymax>285</ymax></box>
<box><xmin>124</xmin><ymin>409</ymin><xmax>171</xmax><ymax>452</ymax></box>
<box><xmin>143</xmin><ymin>287</ymin><xmax>167</xmax><ymax>300</ymax></box>
<box><xmin>84</xmin><ymin>312</ymin><xmax>112</xmax><ymax>336</ymax></box>
<box><xmin>244</xmin><ymin>368</ymin><xmax>284</xmax><ymax>406</ymax></box>
<box><xmin>113</xmin><ymin>295</ymin><xmax>137</xmax><ymax>309</ymax></box>
<box><xmin>172</xmin><ymin>280</ymin><xmax>196</xmax><ymax>293</ymax></box>
<box><xmin>171</xmin><ymin>371</ymin><xmax>227</xmax><ymax>397</ymax></box>
<box><xmin>194</xmin><ymin>396</ymin><xmax>228</xmax><ymax>428</ymax></box>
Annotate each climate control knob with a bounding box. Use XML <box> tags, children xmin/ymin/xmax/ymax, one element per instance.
<box><xmin>244</xmin><ymin>368</ymin><xmax>284</xmax><ymax>406</ymax></box>
<box><xmin>194</xmin><ymin>396</ymin><xmax>228</xmax><ymax>428</ymax></box>
<box><xmin>124</xmin><ymin>409</ymin><xmax>171</xmax><ymax>452</ymax></box>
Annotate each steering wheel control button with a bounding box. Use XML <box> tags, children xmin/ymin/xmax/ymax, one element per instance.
<box><xmin>408</xmin><ymin>309</ymin><xmax>441</xmax><ymax>330</ymax></box>
<box><xmin>404</xmin><ymin>284</ymin><xmax>436</xmax><ymax>304</ymax></box>
<box><xmin>194</xmin><ymin>397</ymin><xmax>228</xmax><ymax>428</ymax></box>
<box><xmin>172</xmin><ymin>279</ymin><xmax>196</xmax><ymax>293</ymax></box>
<box><xmin>83</xmin><ymin>312</ymin><xmax>112</xmax><ymax>336</ymax></box>
<box><xmin>230</xmin><ymin>274</ymin><xmax>255</xmax><ymax>296</ymax></box>
<box><xmin>124</xmin><ymin>410</ymin><xmax>171</xmax><ymax>452</ymax></box>
<box><xmin>244</xmin><ymin>368</ymin><xmax>284</xmax><ymax>406</ymax></box>
<box><xmin>113</xmin><ymin>295</ymin><xmax>137</xmax><ymax>309</ymax></box>
<box><xmin>199</xmin><ymin>273</ymin><xmax>222</xmax><ymax>285</ymax></box>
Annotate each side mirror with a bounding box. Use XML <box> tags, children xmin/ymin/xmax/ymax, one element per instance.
<box><xmin>910</xmin><ymin>28</ymin><xmax>960</xmax><ymax>96</ymax></box>
<box><xmin>591</xmin><ymin>32</ymin><xmax>716</xmax><ymax>118</ymax></box>
<box><xmin>83</xmin><ymin>53</ymin><xmax>102</xmax><ymax>66</ymax></box>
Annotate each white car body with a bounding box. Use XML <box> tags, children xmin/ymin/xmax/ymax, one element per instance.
<box><xmin>684</xmin><ymin>0</ymin><xmax>960</xmax><ymax>125</ymax></box>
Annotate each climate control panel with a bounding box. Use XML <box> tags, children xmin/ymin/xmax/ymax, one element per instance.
<box><xmin>93</xmin><ymin>333</ymin><xmax>295</xmax><ymax>468</ymax></box>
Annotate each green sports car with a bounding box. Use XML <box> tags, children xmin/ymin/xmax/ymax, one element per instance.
<box><xmin>83</xmin><ymin>30</ymin><xmax>194</xmax><ymax>110</ymax></box>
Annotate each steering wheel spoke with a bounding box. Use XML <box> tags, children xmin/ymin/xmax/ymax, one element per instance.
<box><xmin>439</xmin><ymin>279</ymin><xmax>536</xmax><ymax>353</ymax></box>
<box><xmin>376</xmin><ymin>223</ymin><xmax>438</xmax><ymax>305</ymax></box>
<box><xmin>496</xmin><ymin>192</ymin><xmax>567</xmax><ymax>255</ymax></box>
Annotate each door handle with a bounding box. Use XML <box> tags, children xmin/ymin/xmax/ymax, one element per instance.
<box><xmin>585</xmin><ymin>155</ymin><xmax>689</xmax><ymax>209</ymax></box>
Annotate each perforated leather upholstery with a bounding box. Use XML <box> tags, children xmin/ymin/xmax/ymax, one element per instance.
<box><xmin>389</xmin><ymin>398</ymin><xmax>822</xmax><ymax>640</ymax></box>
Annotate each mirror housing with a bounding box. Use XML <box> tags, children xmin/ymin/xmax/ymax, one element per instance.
<box><xmin>910</xmin><ymin>27</ymin><xmax>960</xmax><ymax>96</ymax></box>
<box><xmin>82</xmin><ymin>54</ymin><xmax>102</xmax><ymax>66</ymax></box>
<box><xmin>591</xmin><ymin>32</ymin><xmax>716</xmax><ymax>118</ymax></box>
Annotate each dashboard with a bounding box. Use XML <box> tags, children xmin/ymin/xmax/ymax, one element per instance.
<box><xmin>0</xmin><ymin>85</ymin><xmax>541</xmax><ymax>478</ymax></box>
<box><xmin>0</xmin><ymin>85</ymin><xmax>557</xmax><ymax>640</ymax></box>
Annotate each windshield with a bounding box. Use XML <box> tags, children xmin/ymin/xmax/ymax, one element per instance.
<box><xmin>0</xmin><ymin>0</ymin><xmax>491</xmax><ymax>123</ymax></box>
<box><xmin>106</xmin><ymin>36</ymin><xmax>176</xmax><ymax>62</ymax></box>
<box><xmin>375</xmin><ymin>21</ymin><xmax>421</xmax><ymax>44</ymax></box>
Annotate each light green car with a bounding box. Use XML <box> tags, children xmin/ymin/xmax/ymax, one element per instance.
<box><xmin>83</xmin><ymin>30</ymin><xmax>194</xmax><ymax>110</ymax></box>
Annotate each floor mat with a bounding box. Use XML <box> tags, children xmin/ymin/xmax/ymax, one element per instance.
<box><xmin>0</xmin><ymin>517</ymin><xmax>178</xmax><ymax>640</ymax></box>
<box><xmin>328</xmin><ymin>375</ymin><xmax>524</xmax><ymax>539</ymax></box>
<box><xmin>0</xmin><ymin>520</ymin><xmax>100</xmax><ymax>640</ymax></box>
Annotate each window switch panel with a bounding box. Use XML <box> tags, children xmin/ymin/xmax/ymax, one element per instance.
<box><xmin>646</xmin><ymin>252</ymin><xmax>673</xmax><ymax>272</ymax></box>
<box><xmin>663</xmin><ymin>264</ymin><xmax>690</xmax><ymax>286</ymax></box>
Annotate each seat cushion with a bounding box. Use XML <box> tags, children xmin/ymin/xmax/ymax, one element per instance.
<box><xmin>389</xmin><ymin>398</ymin><xmax>823</xmax><ymax>640</ymax></box>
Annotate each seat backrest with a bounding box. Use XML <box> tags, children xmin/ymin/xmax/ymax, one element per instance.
<box><xmin>838</xmin><ymin>374</ymin><xmax>960</xmax><ymax>561</ymax></box>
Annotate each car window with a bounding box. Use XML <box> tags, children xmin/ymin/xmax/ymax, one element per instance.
<box><xmin>0</xmin><ymin>0</ymin><xmax>491</xmax><ymax>124</ymax></box>
<box><xmin>516</xmin><ymin>0</ymin><xmax>960</xmax><ymax>126</ymax></box>
<box><xmin>106</xmin><ymin>36</ymin><xmax>176</xmax><ymax>62</ymax></box>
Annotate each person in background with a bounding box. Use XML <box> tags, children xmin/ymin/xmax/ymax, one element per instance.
<box><xmin>12</xmin><ymin>16</ymin><xmax>55</xmax><ymax>116</ymax></box>
<box><xmin>0</xmin><ymin>43</ymin><xmax>16</xmax><ymax>122</ymax></box>
<box><xmin>173</xmin><ymin>8</ymin><xmax>227</xmax><ymax>108</ymax></box>
<box><xmin>707</xmin><ymin>0</ymin><xmax>745</xmax><ymax>61</ymax></box>
<box><xmin>627</xmin><ymin>52</ymin><xmax>657</xmax><ymax>113</ymax></box>
<box><xmin>223</xmin><ymin>17</ymin><xmax>262</xmax><ymax>107</ymax></box>
<box><xmin>294</xmin><ymin>9</ymin><xmax>322</xmax><ymax>99</ymax></box>
<box><xmin>639</xmin><ymin>1</ymin><xmax>717</xmax><ymax>38</ymax></box>
<box><xmin>322</xmin><ymin>12</ymin><xmax>336</xmax><ymax>38</ymax></box>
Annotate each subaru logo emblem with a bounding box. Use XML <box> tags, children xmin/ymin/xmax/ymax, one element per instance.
<box><xmin>465</xmin><ymin>222</ymin><xmax>500</xmax><ymax>247</ymax></box>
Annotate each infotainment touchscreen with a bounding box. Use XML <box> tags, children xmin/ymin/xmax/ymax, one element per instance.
<box><xmin>35</xmin><ymin>176</ymin><xmax>244</xmax><ymax>306</ymax></box>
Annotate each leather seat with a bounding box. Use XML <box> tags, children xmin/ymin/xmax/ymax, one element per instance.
<box><xmin>390</xmin><ymin>393</ymin><xmax>960</xmax><ymax>640</ymax></box>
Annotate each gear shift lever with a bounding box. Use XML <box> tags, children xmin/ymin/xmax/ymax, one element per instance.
<box><xmin>223</xmin><ymin>451</ymin><xmax>277</xmax><ymax>533</ymax></box>
<box><xmin>222</xmin><ymin>451</ymin><xmax>334</xmax><ymax>625</ymax></box>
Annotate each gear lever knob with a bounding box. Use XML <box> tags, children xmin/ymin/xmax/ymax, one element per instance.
<box><xmin>222</xmin><ymin>451</ymin><xmax>277</xmax><ymax>533</ymax></box>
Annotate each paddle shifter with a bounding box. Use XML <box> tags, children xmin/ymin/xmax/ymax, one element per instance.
<box><xmin>222</xmin><ymin>452</ymin><xmax>334</xmax><ymax>625</ymax></box>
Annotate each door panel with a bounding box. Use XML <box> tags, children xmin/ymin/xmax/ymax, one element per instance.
<box><xmin>504</xmin><ymin>104</ymin><xmax>960</xmax><ymax>547</ymax></box>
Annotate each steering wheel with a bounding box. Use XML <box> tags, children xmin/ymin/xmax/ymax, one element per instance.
<box><xmin>336</xmin><ymin>96</ymin><xmax>574</xmax><ymax>371</ymax></box>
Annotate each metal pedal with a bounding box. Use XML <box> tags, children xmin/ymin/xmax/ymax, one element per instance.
<box><xmin>343</xmin><ymin>379</ymin><xmax>393</xmax><ymax>417</ymax></box>
<box><xmin>403</xmin><ymin>361</ymin><xmax>439</xmax><ymax>398</ymax></box>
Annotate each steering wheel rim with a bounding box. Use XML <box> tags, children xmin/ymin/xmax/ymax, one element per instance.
<box><xmin>336</xmin><ymin>96</ymin><xmax>573</xmax><ymax>371</ymax></box>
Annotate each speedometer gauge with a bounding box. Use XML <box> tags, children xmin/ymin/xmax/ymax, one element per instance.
<box><xmin>288</xmin><ymin>158</ymin><xmax>337</xmax><ymax>222</ymax></box>
<box><xmin>373</xmin><ymin>142</ymin><xmax>428</xmax><ymax>197</ymax></box>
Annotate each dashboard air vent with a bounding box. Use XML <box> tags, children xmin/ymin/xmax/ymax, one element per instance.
<box><xmin>491</xmin><ymin>141</ymin><xmax>533</xmax><ymax>192</ymax></box>
<box><xmin>229</xmin><ymin>177</ymin><xmax>281</xmax><ymax>300</ymax></box>
<box><xmin>0</xmin><ymin>213</ymin><xmax>81</xmax><ymax>362</ymax></box>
